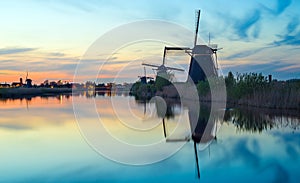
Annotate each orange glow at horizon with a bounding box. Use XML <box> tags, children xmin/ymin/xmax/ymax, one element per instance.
<box><xmin>0</xmin><ymin>70</ymin><xmax>75</xmax><ymax>84</ymax></box>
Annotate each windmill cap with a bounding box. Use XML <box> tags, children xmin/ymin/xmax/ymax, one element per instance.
<box><xmin>192</xmin><ymin>45</ymin><xmax>213</xmax><ymax>54</ymax></box>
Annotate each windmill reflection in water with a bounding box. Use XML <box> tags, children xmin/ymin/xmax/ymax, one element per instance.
<box><xmin>154</xmin><ymin>98</ymin><xmax>223</xmax><ymax>179</ymax></box>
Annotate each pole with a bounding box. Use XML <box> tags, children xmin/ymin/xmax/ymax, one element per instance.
<box><xmin>194</xmin><ymin>10</ymin><xmax>201</xmax><ymax>47</ymax></box>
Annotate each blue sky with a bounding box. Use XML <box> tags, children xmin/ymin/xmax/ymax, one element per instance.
<box><xmin>0</xmin><ymin>0</ymin><xmax>300</xmax><ymax>83</ymax></box>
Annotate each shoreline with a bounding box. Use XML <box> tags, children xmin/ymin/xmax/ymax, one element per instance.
<box><xmin>133</xmin><ymin>83</ymin><xmax>300</xmax><ymax>110</ymax></box>
<box><xmin>1</xmin><ymin>87</ymin><xmax>299</xmax><ymax>111</ymax></box>
<box><xmin>0</xmin><ymin>88</ymin><xmax>74</xmax><ymax>98</ymax></box>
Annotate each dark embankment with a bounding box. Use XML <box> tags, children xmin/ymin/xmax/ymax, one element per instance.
<box><xmin>0</xmin><ymin>88</ymin><xmax>73</xmax><ymax>98</ymax></box>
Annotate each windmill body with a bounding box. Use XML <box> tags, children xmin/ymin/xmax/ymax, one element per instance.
<box><xmin>187</xmin><ymin>45</ymin><xmax>219</xmax><ymax>84</ymax></box>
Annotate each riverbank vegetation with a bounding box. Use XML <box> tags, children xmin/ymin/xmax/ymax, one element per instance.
<box><xmin>197</xmin><ymin>72</ymin><xmax>300</xmax><ymax>109</ymax></box>
<box><xmin>226</xmin><ymin>72</ymin><xmax>300</xmax><ymax>109</ymax></box>
<box><xmin>131</xmin><ymin>71</ymin><xmax>300</xmax><ymax>110</ymax></box>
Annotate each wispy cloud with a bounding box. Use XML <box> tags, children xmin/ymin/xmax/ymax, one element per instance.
<box><xmin>233</xmin><ymin>10</ymin><xmax>261</xmax><ymax>40</ymax></box>
<box><xmin>0</xmin><ymin>48</ymin><xmax>81</xmax><ymax>83</ymax></box>
<box><xmin>48</xmin><ymin>52</ymin><xmax>66</xmax><ymax>57</ymax></box>
<box><xmin>0</xmin><ymin>123</ymin><xmax>31</xmax><ymax>130</ymax></box>
<box><xmin>221</xmin><ymin>0</ymin><xmax>293</xmax><ymax>41</ymax></box>
<box><xmin>41</xmin><ymin>0</ymin><xmax>100</xmax><ymax>14</ymax></box>
<box><xmin>260</xmin><ymin>0</ymin><xmax>292</xmax><ymax>16</ymax></box>
<box><xmin>276</xmin><ymin>64</ymin><xmax>300</xmax><ymax>72</ymax></box>
<box><xmin>287</xmin><ymin>17</ymin><xmax>299</xmax><ymax>33</ymax></box>
<box><xmin>275</xmin><ymin>0</ymin><xmax>292</xmax><ymax>14</ymax></box>
<box><xmin>274</xmin><ymin>0</ymin><xmax>292</xmax><ymax>15</ymax></box>
<box><xmin>0</xmin><ymin>47</ymin><xmax>37</xmax><ymax>55</ymax></box>
<box><xmin>272</xmin><ymin>16</ymin><xmax>300</xmax><ymax>46</ymax></box>
<box><xmin>225</xmin><ymin>47</ymin><xmax>264</xmax><ymax>60</ymax></box>
<box><xmin>273</xmin><ymin>32</ymin><xmax>300</xmax><ymax>46</ymax></box>
<box><xmin>221</xmin><ymin>61</ymin><xmax>300</xmax><ymax>80</ymax></box>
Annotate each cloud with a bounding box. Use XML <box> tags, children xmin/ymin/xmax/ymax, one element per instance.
<box><xmin>276</xmin><ymin>64</ymin><xmax>300</xmax><ymax>72</ymax></box>
<box><xmin>233</xmin><ymin>10</ymin><xmax>261</xmax><ymax>39</ymax></box>
<box><xmin>225</xmin><ymin>48</ymin><xmax>264</xmax><ymax>60</ymax></box>
<box><xmin>275</xmin><ymin>0</ymin><xmax>292</xmax><ymax>15</ymax></box>
<box><xmin>0</xmin><ymin>124</ymin><xmax>31</xmax><ymax>130</ymax></box>
<box><xmin>270</xmin><ymin>16</ymin><xmax>300</xmax><ymax>46</ymax></box>
<box><xmin>273</xmin><ymin>30</ymin><xmax>300</xmax><ymax>46</ymax></box>
<box><xmin>219</xmin><ymin>7</ymin><xmax>263</xmax><ymax>41</ymax></box>
<box><xmin>0</xmin><ymin>56</ymin><xmax>79</xmax><ymax>83</ymax></box>
<box><xmin>221</xmin><ymin>61</ymin><xmax>300</xmax><ymax>80</ymax></box>
<box><xmin>0</xmin><ymin>47</ymin><xmax>37</xmax><ymax>55</ymax></box>
<box><xmin>287</xmin><ymin>17</ymin><xmax>299</xmax><ymax>33</ymax></box>
<box><xmin>261</xmin><ymin>0</ymin><xmax>292</xmax><ymax>16</ymax></box>
<box><xmin>223</xmin><ymin>0</ymin><xmax>293</xmax><ymax>41</ymax></box>
<box><xmin>0</xmin><ymin>55</ymin><xmax>79</xmax><ymax>73</ymax></box>
<box><xmin>47</xmin><ymin>0</ymin><xmax>99</xmax><ymax>13</ymax></box>
<box><xmin>48</xmin><ymin>52</ymin><xmax>66</xmax><ymax>57</ymax></box>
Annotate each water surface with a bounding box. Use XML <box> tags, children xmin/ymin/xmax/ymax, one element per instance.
<box><xmin>0</xmin><ymin>93</ymin><xmax>299</xmax><ymax>182</ymax></box>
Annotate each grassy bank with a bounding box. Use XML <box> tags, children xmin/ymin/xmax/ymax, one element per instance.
<box><xmin>197</xmin><ymin>72</ymin><xmax>300</xmax><ymax>109</ymax></box>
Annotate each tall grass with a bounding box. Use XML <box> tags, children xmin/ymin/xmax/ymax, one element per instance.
<box><xmin>197</xmin><ymin>72</ymin><xmax>300</xmax><ymax>109</ymax></box>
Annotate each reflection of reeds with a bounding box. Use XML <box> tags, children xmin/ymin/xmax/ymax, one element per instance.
<box><xmin>225</xmin><ymin>107</ymin><xmax>300</xmax><ymax>133</ymax></box>
<box><xmin>230</xmin><ymin>108</ymin><xmax>274</xmax><ymax>133</ymax></box>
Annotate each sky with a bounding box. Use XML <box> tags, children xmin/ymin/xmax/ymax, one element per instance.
<box><xmin>0</xmin><ymin>0</ymin><xmax>300</xmax><ymax>84</ymax></box>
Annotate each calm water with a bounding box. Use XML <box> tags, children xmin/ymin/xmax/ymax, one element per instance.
<box><xmin>0</xmin><ymin>93</ymin><xmax>299</xmax><ymax>183</ymax></box>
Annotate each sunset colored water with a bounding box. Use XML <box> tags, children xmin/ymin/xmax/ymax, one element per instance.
<box><xmin>0</xmin><ymin>94</ymin><xmax>299</xmax><ymax>182</ymax></box>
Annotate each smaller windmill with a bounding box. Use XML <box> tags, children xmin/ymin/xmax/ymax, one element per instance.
<box><xmin>142</xmin><ymin>46</ymin><xmax>185</xmax><ymax>85</ymax></box>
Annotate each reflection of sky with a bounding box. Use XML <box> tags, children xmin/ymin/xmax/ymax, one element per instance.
<box><xmin>198</xmin><ymin>124</ymin><xmax>300</xmax><ymax>183</ymax></box>
<box><xmin>0</xmin><ymin>95</ymin><xmax>299</xmax><ymax>182</ymax></box>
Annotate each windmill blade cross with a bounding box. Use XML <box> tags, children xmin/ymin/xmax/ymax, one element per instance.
<box><xmin>142</xmin><ymin>63</ymin><xmax>160</xmax><ymax>68</ymax></box>
<box><xmin>165</xmin><ymin>66</ymin><xmax>184</xmax><ymax>72</ymax></box>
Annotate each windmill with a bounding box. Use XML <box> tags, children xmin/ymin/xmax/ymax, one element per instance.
<box><xmin>25</xmin><ymin>70</ymin><xmax>32</xmax><ymax>88</ymax></box>
<box><xmin>141</xmin><ymin>9</ymin><xmax>222</xmax><ymax>85</ymax></box>
<box><xmin>187</xmin><ymin>10</ymin><xmax>222</xmax><ymax>83</ymax></box>
<box><xmin>142</xmin><ymin>46</ymin><xmax>185</xmax><ymax>78</ymax></box>
<box><xmin>142</xmin><ymin>47</ymin><xmax>188</xmax><ymax>90</ymax></box>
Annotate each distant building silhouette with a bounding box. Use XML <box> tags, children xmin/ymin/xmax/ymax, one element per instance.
<box><xmin>11</xmin><ymin>78</ymin><xmax>23</xmax><ymax>87</ymax></box>
<box><xmin>0</xmin><ymin>83</ymin><xmax>10</xmax><ymax>88</ymax></box>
